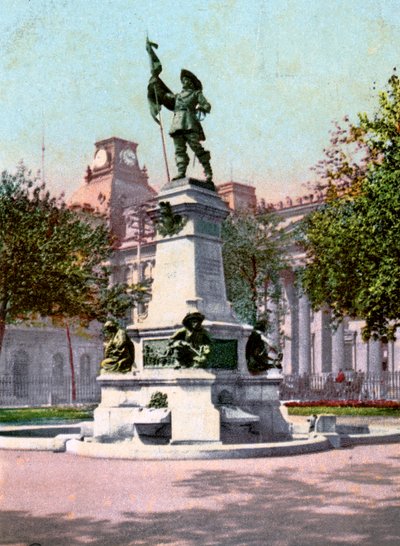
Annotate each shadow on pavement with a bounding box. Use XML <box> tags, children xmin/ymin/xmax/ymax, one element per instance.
<box><xmin>1</xmin><ymin>460</ymin><xmax>400</xmax><ymax>546</ymax></box>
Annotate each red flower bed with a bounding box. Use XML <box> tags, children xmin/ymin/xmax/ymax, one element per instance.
<box><xmin>284</xmin><ymin>400</ymin><xmax>400</xmax><ymax>409</ymax></box>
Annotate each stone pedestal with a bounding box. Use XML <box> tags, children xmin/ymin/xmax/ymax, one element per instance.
<box><xmin>93</xmin><ymin>369</ymin><xmax>220</xmax><ymax>444</ymax></box>
<box><xmin>168</xmin><ymin>372</ymin><xmax>220</xmax><ymax>444</ymax></box>
<box><xmin>128</xmin><ymin>178</ymin><xmax>252</xmax><ymax>375</ymax></box>
<box><xmin>138</xmin><ymin>178</ymin><xmax>234</xmax><ymax>326</ymax></box>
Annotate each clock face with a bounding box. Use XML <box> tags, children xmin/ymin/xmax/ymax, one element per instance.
<box><xmin>93</xmin><ymin>148</ymin><xmax>108</xmax><ymax>169</ymax></box>
<box><xmin>120</xmin><ymin>148</ymin><xmax>137</xmax><ymax>166</ymax></box>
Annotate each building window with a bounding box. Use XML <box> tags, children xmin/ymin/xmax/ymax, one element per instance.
<box><xmin>12</xmin><ymin>350</ymin><xmax>29</xmax><ymax>398</ymax></box>
<box><xmin>52</xmin><ymin>353</ymin><xmax>64</xmax><ymax>384</ymax></box>
<box><xmin>80</xmin><ymin>354</ymin><xmax>91</xmax><ymax>383</ymax></box>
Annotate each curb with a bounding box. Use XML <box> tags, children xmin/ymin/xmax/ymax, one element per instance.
<box><xmin>65</xmin><ymin>435</ymin><xmax>331</xmax><ymax>460</ymax></box>
<box><xmin>1</xmin><ymin>424</ymin><xmax>400</xmax><ymax>459</ymax></box>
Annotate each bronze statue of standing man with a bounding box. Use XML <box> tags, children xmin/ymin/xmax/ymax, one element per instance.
<box><xmin>146</xmin><ymin>39</ymin><xmax>213</xmax><ymax>185</ymax></box>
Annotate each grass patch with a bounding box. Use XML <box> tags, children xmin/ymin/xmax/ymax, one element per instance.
<box><xmin>287</xmin><ymin>406</ymin><xmax>400</xmax><ymax>417</ymax></box>
<box><xmin>0</xmin><ymin>406</ymin><xmax>95</xmax><ymax>424</ymax></box>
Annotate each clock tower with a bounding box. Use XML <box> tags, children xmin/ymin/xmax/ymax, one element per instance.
<box><xmin>70</xmin><ymin>137</ymin><xmax>157</xmax><ymax>243</ymax></box>
<box><xmin>91</xmin><ymin>137</ymin><xmax>141</xmax><ymax>177</ymax></box>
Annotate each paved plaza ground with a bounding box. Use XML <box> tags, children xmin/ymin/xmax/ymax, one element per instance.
<box><xmin>0</xmin><ymin>443</ymin><xmax>399</xmax><ymax>546</ymax></box>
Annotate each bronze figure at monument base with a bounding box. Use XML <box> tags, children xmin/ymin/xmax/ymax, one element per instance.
<box><xmin>165</xmin><ymin>312</ymin><xmax>212</xmax><ymax>369</ymax></box>
<box><xmin>100</xmin><ymin>321</ymin><xmax>136</xmax><ymax>374</ymax></box>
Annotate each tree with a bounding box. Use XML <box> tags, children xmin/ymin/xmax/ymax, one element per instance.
<box><xmin>221</xmin><ymin>209</ymin><xmax>288</xmax><ymax>326</ymax></box>
<box><xmin>94</xmin><ymin>279</ymin><xmax>152</xmax><ymax>323</ymax></box>
<box><xmin>308</xmin><ymin>117</ymin><xmax>375</xmax><ymax>200</ymax></box>
<box><xmin>0</xmin><ymin>164</ymin><xmax>153</xmax><ymax>401</ymax></box>
<box><xmin>0</xmin><ymin>164</ymin><xmax>124</xmax><ymax>354</ymax></box>
<box><xmin>300</xmin><ymin>71</ymin><xmax>400</xmax><ymax>340</ymax></box>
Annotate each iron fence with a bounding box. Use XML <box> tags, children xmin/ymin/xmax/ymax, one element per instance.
<box><xmin>279</xmin><ymin>371</ymin><xmax>400</xmax><ymax>401</ymax></box>
<box><xmin>3</xmin><ymin>371</ymin><xmax>400</xmax><ymax>407</ymax></box>
<box><xmin>0</xmin><ymin>375</ymin><xmax>101</xmax><ymax>407</ymax></box>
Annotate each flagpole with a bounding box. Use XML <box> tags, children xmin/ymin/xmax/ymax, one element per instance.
<box><xmin>146</xmin><ymin>35</ymin><xmax>171</xmax><ymax>184</ymax></box>
<box><xmin>154</xmin><ymin>86</ymin><xmax>171</xmax><ymax>184</ymax></box>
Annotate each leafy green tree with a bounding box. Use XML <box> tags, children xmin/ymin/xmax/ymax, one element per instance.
<box><xmin>300</xmin><ymin>71</ymin><xmax>400</xmax><ymax>340</ymax></box>
<box><xmin>222</xmin><ymin>210</ymin><xmax>288</xmax><ymax>326</ymax></box>
<box><xmin>95</xmin><ymin>279</ymin><xmax>152</xmax><ymax>323</ymax></box>
<box><xmin>309</xmin><ymin>117</ymin><xmax>374</xmax><ymax>200</ymax></box>
<box><xmin>0</xmin><ymin>164</ymin><xmax>152</xmax><ymax>400</ymax></box>
<box><xmin>0</xmin><ymin>164</ymin><xmax>133</xmax><ymax>354</ymax></box>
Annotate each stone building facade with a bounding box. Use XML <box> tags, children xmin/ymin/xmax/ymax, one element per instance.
<box><xmin>0</xmin><ymin>323</ymin><xmax>102</xmax><ymax>405</ymax></box>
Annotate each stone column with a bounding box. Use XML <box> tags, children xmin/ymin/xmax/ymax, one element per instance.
<box><xmin>368</xmin><ymin>339</ymin><xmax>382</xmax><ymax>373</ymax></box>
<box><xmin>267</xmin><ymin>296</ymin><xmax>280</xmax><ymax>350</ymax></box>
<box><xmin>332</xmin><ymin>321</ymin><xmax>345</xmax><ymax>374</ymax></box>
<box><xmin>354</xmin><ymin>329</ymin><xmax>368</xmax><ymax>372</ymax></box>
<box><xmin>281</xmin><ymin>273</ymin><xmax>298</xmax><ymax>375</ymax></box>
<box><xmin>312</xmin><ymin>307</ymin><xmax>332</xmax><ymax>374</ymax></box>
<box><xmin>298</xmin><ymin>292</ymin><xmax>311</xmax><ymax>375</ymax></box>
<box><xmin>388</xmin><ymin>340</ymin><xmax>395</xmax><ymax>374</ymax></box>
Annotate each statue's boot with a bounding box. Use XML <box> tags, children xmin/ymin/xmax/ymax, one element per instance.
<box><xmin>172</xmin><ymin>153</ymin><xmax>189</xmax><ymax>181</ymax></box>
<box><xmin>171</xmin><ymin>170</ymin><xmax>186</xmax><ymax>181</ymax></box>
<box><xmin>198</xmin><ymin>151</ymin><xmax>213</xmax><ymax>183</ymax></box>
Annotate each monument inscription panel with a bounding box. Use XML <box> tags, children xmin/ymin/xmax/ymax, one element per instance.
<box><xmin>143</xmin><ymin>339</ymin><xmax>237</xmax><ymax>369</ymax></box>
<box><xmin>195</xmin><ymin>218</ymin><xmax>220</xmax><ymax>237</ymax></box>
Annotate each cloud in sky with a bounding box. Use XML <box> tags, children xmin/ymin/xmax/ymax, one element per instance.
<box><xmin>1</xmin><ymin>0</ymin><xmax>400</xmax><ymax>202</ymax></box>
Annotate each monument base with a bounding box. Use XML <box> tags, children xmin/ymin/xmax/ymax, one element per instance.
<box><xmin>93</xmin><ymin>369</ymin><xmax>220</xmax><ymax>445</ymax></box>
<box><xmin>212</xmin><ymin>371</ymin><xmax>291</xmax><ymax>441</ymax></box>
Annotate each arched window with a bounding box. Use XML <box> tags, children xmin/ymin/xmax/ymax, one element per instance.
<box><xmin>13</xmin><ymin>350</ymin><xmax>29</xmax><ymax>377</ymax></box>
<box><xmin>80</xmin><ymin>354</ymin><xmax>91</xmax><ymax>383</ymax></box>
<box><xmin>52</xmin><ymin>353</ymin><xmax>64</xmax><ymax>384</ymax></box>
<box><xmin>12</xmin><ymin>350</ymin><xmax>29</xmax><ymax>398</ymax></box>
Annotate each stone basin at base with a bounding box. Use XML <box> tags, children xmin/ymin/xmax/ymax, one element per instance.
<box><xmin>68</xmin><ymin>435</ymin><xmax>332</xmax><ymax>460</ymax></box>
<box><xmin>1</xmin><ymin>420</ymin><xmax>400</xmax><ymax>458</ymax></box>
<box><xmin>129</xmin><ymin>408</ymin><xmax>171</xmax><ymax>444</ymax></box>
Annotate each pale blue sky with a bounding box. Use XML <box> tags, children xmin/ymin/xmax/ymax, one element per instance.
<box><xmin>1</xmin><ymin>0</ymin><xmax>400</xmax><ymax>202</ymax></box>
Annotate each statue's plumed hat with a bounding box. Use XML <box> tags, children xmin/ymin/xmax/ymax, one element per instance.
<box><xmin>180</xmin><ymin>69</ymin><xmax>202</xmax><ymax>90</ymax></box>
<box><xmin>182</xmin><ymin>311</ymin><xmax>205</xmax><ymax>327</ymax></box>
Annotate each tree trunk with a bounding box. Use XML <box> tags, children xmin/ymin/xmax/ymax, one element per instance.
<box><xmin>0</xmin><ymin>298</ymin><xmax>8</xmax><ymax>358</ymax></box>
<box><xmin>65</xmin><ymin>323</ymin><xmax>76</xmax><ymax>402</ymax></box>
<box><xmin>0</xmin><ymin>317</ymin><xmax>5</xmax><ymax>358</ymax></box>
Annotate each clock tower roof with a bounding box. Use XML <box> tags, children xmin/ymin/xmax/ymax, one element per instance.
<box><xmin>69</xmin><ymin>137</ymin><xmax>157</xmax><ymax>243</ymax></box>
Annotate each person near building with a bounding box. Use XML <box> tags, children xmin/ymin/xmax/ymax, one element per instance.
<box><xmin>335</xmin><ymin>368</ymin><xmax>346</xmax><ymax>398</ymax></box>
<box><xmin>335</xmin><ymin>368</ymin><xmax>345</xmax><ymax>383</ymax></box>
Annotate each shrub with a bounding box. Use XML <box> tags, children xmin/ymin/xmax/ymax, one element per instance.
<box><xmin>148</xmin><ymin>391</ymin><xmax>168</xmax><ymax>409</ymax></box>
